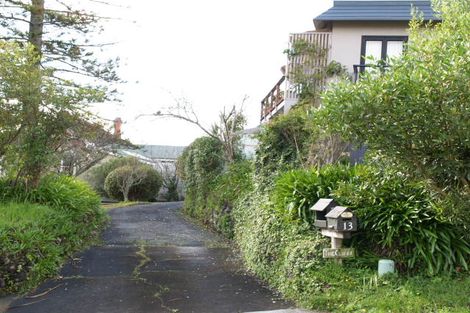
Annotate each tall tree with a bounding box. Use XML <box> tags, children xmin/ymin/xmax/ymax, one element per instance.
<box><xmin>0</xmin><ymin>0</ymin><xmax>119</xmax><ymax>83</ymax></box>
<box><xmin>0</xmin><ymin>0</ymin><xmax>119</xmax><ymax>184</ymax></box>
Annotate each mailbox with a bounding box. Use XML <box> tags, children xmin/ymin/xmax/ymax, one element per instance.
<box><xmin>310</xmin><ymin>198</ymin><xmax>338</xmax><ymax>228</ymax></box>
<box><xmin>325</xmin><ymin>206</ymin><xmax>357</xmax><ymax>232</ymax></box>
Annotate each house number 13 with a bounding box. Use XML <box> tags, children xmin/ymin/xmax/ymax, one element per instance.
<box><xmin>343</xmin><ymin>221</ymin><xmax>354</xmax><ymax>230</ymax></box>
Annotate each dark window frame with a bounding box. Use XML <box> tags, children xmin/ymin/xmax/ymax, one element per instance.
<box><xmin>360</xmin><ymin>35</ymin><xmax>409</xmax><ymax>65</ymax></box>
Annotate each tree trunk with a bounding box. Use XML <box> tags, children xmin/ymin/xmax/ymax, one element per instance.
<box><xmin>23</xmin><ymin>0</ymin><xmax>45</xmax><ymax>187</ymax></box>
<box><xmin>29</xmin><ymin>0</ymin><xmax>45</xmax><ymax>53</ymax></box>
<box><xmin>123</xmin><ymin>186</ymin><xmax>130</xmax><ymax>202</ymax></box>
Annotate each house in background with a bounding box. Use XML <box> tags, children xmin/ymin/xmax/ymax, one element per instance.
<box><xmin>260</xmin><ymin>0</ymin><xmax>440</xmax><ymax>123</ymax></box>
<box><xmin>78</xmin><ymin>118</ymin><xmax>186</xmax><ymax>200</ymax></box>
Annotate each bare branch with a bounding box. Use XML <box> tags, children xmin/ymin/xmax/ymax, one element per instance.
<box><xmin>0</xmin><ymin>13</ymin><xmax>31</xmax><ymax>23</ymax></box>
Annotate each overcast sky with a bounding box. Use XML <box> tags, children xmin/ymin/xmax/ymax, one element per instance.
<box><xmin>90</xmin><ymin>0</ymin><xmax>332</xmax><ymax>146</ymax></box>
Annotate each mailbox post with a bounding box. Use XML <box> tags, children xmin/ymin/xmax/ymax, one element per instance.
<box><xmin>311</xmin><ymin>199</ymin><xmax>358</xmax><ymax>265</ymax></box>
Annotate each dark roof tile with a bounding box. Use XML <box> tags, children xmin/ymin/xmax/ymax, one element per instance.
<box><xmin>314</xmin><ymin>1</ymin><xmax>440</xmax><ymax>29</ymax></box>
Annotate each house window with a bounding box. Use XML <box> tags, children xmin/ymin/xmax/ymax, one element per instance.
<box><xmin>360</xmin><ymin>35</ymin><xmax>408</xmax><ymax>65</ymax></box>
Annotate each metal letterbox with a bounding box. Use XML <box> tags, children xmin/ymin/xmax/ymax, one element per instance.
<box><xmin>310</xmin><ymin>198</ymin><xmax>338</xmax><ymax>228</ymax></box>
<box><xmin>325</xmin><ymin>206</ymin><xmax>357</xmax><ymax>232</ymax></box>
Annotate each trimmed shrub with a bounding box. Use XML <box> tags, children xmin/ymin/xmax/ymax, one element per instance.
<box><xmin>104</xmin><ymin>164</ymin><xmax>162</xmax><ymax>201</ymax></box>
<box><xmin>233</xmin><ymin>189</ymin><xmax>330</xmax><ymax>304</ymax></box>
<box><xmin>88</xmin><ymin>157</ymin><xmax>138</xmax><ymax>195</ymax></box>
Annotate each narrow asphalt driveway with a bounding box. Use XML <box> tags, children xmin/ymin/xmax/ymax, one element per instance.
<box><xmin>6</xmin><ymin>202</ymin><xmax>294</xmax><ymax>313</ymax></box>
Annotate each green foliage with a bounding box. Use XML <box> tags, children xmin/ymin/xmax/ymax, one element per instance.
<box><xmin>255</xmin><ymin>108</ymin><xmax>311</xmax><ymax>181</ymax></box>
<box><xmin>334</xmin><ymin>166</ymin><xmax>470</xmax><ymax>275</ymax></box>
<box><xmin>0</xmin><ymin>41</ymin><xmax>108</xmax><ymax>184</ymax></box>
<box><xmin>233</xmin><ymin>188</ymin><xmax>331</xmax><ymax>305</ymax></box>
<box><xmin>206</xmin><ymin>160</ymin><xmax>253</xmax><ymax>237</ymax></box>
<box><xmin>0</xmin><ymin>175</ymin><xmax>101</xmax><ymax>215</ymax></box>
<box><xmin>162</xmin><ymin>174</ymin><xmax>180</xmax><ymax>202</ymax></box>
<box><xmin>271</xmin><ymin>163</ymin><xmax>470</xmax><ymax>275</ymax></box>
<box><xmin>177</xmin><ymin>136</ymin><xmax>252</xmax><ymax>237</ymax></box>
<box><xmin>273</xmin><ymin>165</ymin><xmax>356</xmax><ymax>221</ymax></box>
<box><xmin>89</xmin><ymin>157</ymin><xmax>137</xmax><ymax>195</ymax></box>
<box><xmin>283</xmin><ymin>39</ymin><xmax>328</xmax><ymax>102</ymax></box>
<box><xmin>321</xmin><ymin>1</ymin><xmax>470</xmax><ymax>193</ymax></box>
<box><xmin>233</xmin><ymin>166</ymin><xmax>470</xmax><ymax>312</ymax></box>
<box><xmin>325</xmin><ymin>61</ymin><xmax>348</xmax><ymax>77</ymax></box>
<box><xmin>177</xmin><ymin>136</ymin><xmax>225</xmax><ymax>220</ymax></box>
<box><xmin>0</xmin><ymin>176</ymin><xmax>106</xmax><ymax>294</ymax></box>
<box><xmin>104</xmin><ymin>164</ymin><xmax>162</xmax><ymax>201</ymax></box>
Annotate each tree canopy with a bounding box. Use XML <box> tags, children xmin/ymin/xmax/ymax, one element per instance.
<box><xmin>0</xmin><ymin>0</ymin><xmax>120</xmax><ymax>184</ymax></box>
<box><xmin>322</xmin><ymin>0</ymin><xmax>470</xmax><ymax>192</ymax></box>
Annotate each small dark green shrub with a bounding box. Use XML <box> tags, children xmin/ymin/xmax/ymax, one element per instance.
<box><xmin>104</xmin><ymin>164</ymin><xmax>162</xmax><ymax>201</ymax></box>
<box><xmin>163</xmin><ymin>174</ymin><xmax>180</xmax><ymax>202</ymax></box>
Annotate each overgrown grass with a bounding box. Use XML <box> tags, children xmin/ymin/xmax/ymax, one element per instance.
<box><xmin>298</xmin><ymin>265</ymin><xmax>470</xmax><ymax>312</ymax></box>
<box><xmin>0</xmin><ymin>202</ymin><xmax>54</xmax><ymax>227</ymax></box>
<box><xmin>0</xmin><ymin>176</ymin><xmax>107</xmax><ymax>295</ymax></box>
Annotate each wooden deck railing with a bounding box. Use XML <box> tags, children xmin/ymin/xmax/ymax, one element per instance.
<box><xmin>260</xmin><ymin>76</ymin><xmax>285</xmax><ymax>121</ymax></box>
<box><xmin>260</xmin><ymin>32</ymin><xmax>332</xmax><ymax>122</ymax></box>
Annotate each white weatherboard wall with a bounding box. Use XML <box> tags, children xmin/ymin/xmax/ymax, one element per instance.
<box><xmin>330</xmin><ymin>21</ymin><xmax>409</xmax><ymax>73</ymax></box>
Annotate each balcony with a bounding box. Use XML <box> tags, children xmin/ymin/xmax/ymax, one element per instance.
<box><xmin>260</xmin><ymin>76</ymin><xmax>285</xmax><ymax>122</ymax></box>
<box><xmin>260</xmin><ymin>31</ymin><xmax>331</xmax><ymax>122</ymax></box>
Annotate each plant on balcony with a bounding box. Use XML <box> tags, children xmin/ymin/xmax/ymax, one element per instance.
<box><xmin>284</xmin><ymin>40</ymin><xmax>328</xmax><ymax>104</ymax></box>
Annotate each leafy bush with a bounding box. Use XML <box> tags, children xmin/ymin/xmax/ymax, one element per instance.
<box><xmin>104</xmin><ymin>164</ymin><xmax>162</xmax><ymax>201</ymax></box>
<box><xmin>321</xmin><ymin>1</ymin><xmax>470</xmax><ymax>193</ymax></box>
<box><xmin>206</xmin><ymin>160</ymin><xmax>253</xmax><ymax>237</ymax></box>
<box><xmin>0</xmin><ymin>176</ymin><xmax>106</xmax><ymax>294</ymax></box>
<box><xmin>0</xmin><ymin>175</ymin><xmax>101</xmax><ymax>214</ymax></box>
<box><xmin>334</xmin><ymin>166</ymin><xmax>470</xmax><ymax>275</ymax></box>
<box><xmin>177</xmin><ymin>136</ymin><xmax>225</xmax><ymax>219</ymax></box>
<box><xmin>273</xmin><ymin>164</ymin><xmax>356</xmax><ymax>221</ymax></box>
<box><xmin>88</xmin><ymin>157</ymin><xmax>137</xmax><ymax>195</ymax></box>
<box><xmin>255</xmin><ymin>108</ymin><xmax>311</xmax><ymax>182</ymax></box>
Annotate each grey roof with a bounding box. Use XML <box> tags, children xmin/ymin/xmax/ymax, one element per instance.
<box><xmin>325</xmin><ymin>206</ymin><xmax>351</xmax><ymax>218</ymax></box>
<box><xmin>314</xmin><ymin>1</ymin><xmax>440</xmax><ymax>29</ymax></box>
<box><xmin>119</xmin><ymin>145</ymin><xmax>186</xmax><ymax>161</ymax></box>
<box><xmin>310</xmin><ymin>198</ymin><xmax>338</xmax><ymax>212</ymax></box>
